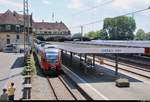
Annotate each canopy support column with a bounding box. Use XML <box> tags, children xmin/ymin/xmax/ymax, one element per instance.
<box><xmin>61</xmin><ymin>50</ymin><xmax>63</xmax><ymax>62</ymax></box>
<box><xmin>93</xmin><ymin>54</ymin><xmax>95</xmax><ymax>66</ymax></box>
<box><xmin>70</xmin><ymin>52</ymin><xmax>73</xmax><ymax>67</ymax></box>
<box><xmin>115</xmin><ymin>54</ymin><xmax>118</xmax><ymax>75</ymax></box>
<box><xmin>80</xmin><ymin>54</ymin><xmax>82</xmax><ymax>61</ymax></box>
<box><xmin>84</xmin><ymin>54</ymin><xmax>87</xmax><ymax>63</ymax></box>
<box><xmin>79</xmin><ymin>54</ymin><xmax>82</xmax><ymax>67</ymax></box>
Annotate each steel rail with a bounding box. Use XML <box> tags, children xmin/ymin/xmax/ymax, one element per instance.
<box><xmin>58</xmin><ymin>75</ymin><xmax>77</xmax><ymax>100</ymax></box>
<box><xmin>47</xmin><ymin>77</ymin><xmax>58</xmax><ymax>100</ymax></box>
<box><xmin>93</xmin><ymin>57</ymin><xmax>150</xmax><ymax>79</ymax></box>
<box><xmin>47</xmin><ymin>75</ymin><xmax>77</xmax><ymax>100</ymax></box>
<box><xmin>79</xmin><ymin>55</ymin><xmax>150</xmax><ymax>79</ymax></box>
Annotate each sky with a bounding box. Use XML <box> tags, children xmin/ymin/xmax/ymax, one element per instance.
<box><xmin>0</xmin><ymin>0</ymin><xmax>150</xmax><ymax>35</ymax></box>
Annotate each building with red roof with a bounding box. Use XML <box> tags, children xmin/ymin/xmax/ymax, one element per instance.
<box><xmin>0</xmin><ymin>9</ymin><xmax>71</xmax><ymax>50</ymax></box>
<box><xmin>32</xmin><ymin>21</ymin><xmax>71</xmax><ymax>40</ymax></box>
<box><xmin>0</xmin><ymin>10</ymin><xmax>32</xmax><ymax>51</ymax></box>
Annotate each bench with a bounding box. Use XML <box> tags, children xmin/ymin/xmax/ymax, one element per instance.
<box><xmin>116</xmin><ymin>78</ymin><xmax>130</xmax><ymax>87</ymax></box>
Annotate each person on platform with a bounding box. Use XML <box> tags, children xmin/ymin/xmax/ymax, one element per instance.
<box><xmin>8</xmin><ymin>82</ymin><xmax>16</xmax><ymax>101</ymax></box>
<box><xmin>0</xmin><ymin>88</ymin><xmax>8</xmax><ymax>102</ymax></box>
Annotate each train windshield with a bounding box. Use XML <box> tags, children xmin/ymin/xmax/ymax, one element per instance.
<box><xmin>46</xmin><ymin>52</ymin><xmax>58</xmax><ymax>64</ymax></box>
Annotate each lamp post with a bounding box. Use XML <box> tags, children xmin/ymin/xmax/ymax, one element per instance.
<box><xmin>80</xmin><ymin>25</ymin><xmax>83</xmax><ymax>41</ymax></box>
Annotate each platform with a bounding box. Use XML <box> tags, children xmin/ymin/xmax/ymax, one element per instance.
<box><xmin>0</xmin><ymin>52</ymin><xmax>24</xmax><ymax>100</ymax></box>
<box><xmin>62</xmin><ymin>63</ymin><xmax>150</xmax><ymax>100</ymax></box>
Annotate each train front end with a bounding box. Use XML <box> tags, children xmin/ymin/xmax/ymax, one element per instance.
<box><xmin>42</xmin><ymin>48</ymin><xmax>61</xmax><ymax>76</ymax></box>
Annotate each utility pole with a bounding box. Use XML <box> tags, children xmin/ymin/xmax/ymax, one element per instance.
<box><xmin>23</xmin><ymin>0</ymin><xmax>29</xmax><ymax>55</ymax></box>
<box><xmin>131</xmin><ymin>12</ymin><xmax>134</xmax><ymax>19</ymax></box>
<box><xmin>80</xmin><ymin>25</ymin><xmax>83</xmax><ymax>41</ymax></box>
<box><xmin>52</xmin><ymin>12</ymin><xmax>54</xmax><ymax>22</ymax></box>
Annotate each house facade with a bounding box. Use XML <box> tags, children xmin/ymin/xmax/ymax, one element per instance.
<box><xmin>0</xmin><ymin>9</ymin><xmax>71</xmax><ymax>50</ymax></box>
<box><xmin>32</xmin><ymin>21</ymin><xmax>71</xmax><ymax>40</ymax></box>
<box><xmin>0</xmin><ymin>10</ymin><xmax>32</xmax><ymax>51</ymax></box>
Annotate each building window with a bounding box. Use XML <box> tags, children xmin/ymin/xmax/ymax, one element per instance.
<box><xmin>53</xmin><ymin>31</ymin><xmax>57</xmax><ymax>34</ymax></box>
<box><xmin>5</xmin><ymin>25</ymin><xmax>11</xmax><ymax>31</ymax></box>
<box><xmin>16</xmin><ymin>25</ymin><xmax>20</xmax><ymax>32</ymax></box>
<box><xmin>6</xmin><ymin>39</ymin><xmax>10</xmax><ymax>44</ymax></box>
<box><xmin>16</xmin><ymin>35</ymin><xmax>20</xmax><ymax>39</ymax></box>
<box><xmin>61</xmin><ymin>32</ymin><xmax>64</xmax><ymax>34</ymax></box>
<box><xmin>7</xmin><ymin>35</ymin><xmax>10</xmax><ymax>37</ymax></box>
<box><xmin>60</xmin><ymin>32</ymin><xmax>63</xmax><ymax>34</ymax></box>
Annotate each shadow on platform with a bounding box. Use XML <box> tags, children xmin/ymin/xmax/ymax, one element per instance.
<box><xmin>11</xmin><ymin>57</ymin><xmax>25</xmax><ymax>69</ymax></box>
<box><xmin>63</xmin><ymin>54</ymin><xmax>143</xmax><ymax>84</ymax></box>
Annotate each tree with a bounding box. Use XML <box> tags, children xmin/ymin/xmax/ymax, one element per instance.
<box><xmin>72</xmin><ymin>33</ymin><xmax>82</xmax><ymax>38</ymax></box>
<box><xmin>145</xmin><ymin>32</ymin><xmax>150</xmax><ymax>40</ymax></box>
<box><xmin>135</xmin><ymin>29</ymin><xmax>146</xmax><ymax>40</ymax></box>
<box><xmin>85</xmin><ymin>31</ymin><xmax>100</xmax><ymax>39</ymax></box>
<box><xmin>99</xmin><ymin>29</ymin><xmax>109</xmax><ymax>40</ymax></box>
<box><xmin>103</xmin><ymin>16</ymin><xmax>136</xmax><ymax>40</ymax></box>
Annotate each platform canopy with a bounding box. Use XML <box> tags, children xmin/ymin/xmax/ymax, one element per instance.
<box><xmin>56</xmin><ymin>42</ymin><xmax>145</xmax><ymax>54</ymax></box>
<box><xmin>75</xmin><ymin>40</ymin><xmax>150</xmax><ymax>48</ymax></box>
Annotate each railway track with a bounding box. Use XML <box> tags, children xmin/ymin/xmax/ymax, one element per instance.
<box><xmin>47</xmin><ymin>75</ymin><xmax>78</xmax><ymax>100</ymax></box>
<box><xmin>98</xmin><ymin>54</ymin><xmax>150</xmax><ymax>68</ymax></box>
<box><xmin>33</xmin><ymin>52</ymin><xmax>86</xmax><ymax>100</ymax></box>
<box><xmin>73</xmin><ymin>54</ymin><xmax>150</xmax><ymax>79</ymax></box>
<box><xmin>95</xmin><ymin>56</ymin><xmax>150</xmax><ymax>72</ymax></box>
<box><xmin>93</xmin><ymin>56</ymin><xmax>150</xmax><ymax>79</ymax></box>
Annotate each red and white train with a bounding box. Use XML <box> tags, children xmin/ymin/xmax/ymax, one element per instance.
<box><xmin>35</xmin><ymin>42</ymin><xmax>61</xmax><ymax>76</ymax></box>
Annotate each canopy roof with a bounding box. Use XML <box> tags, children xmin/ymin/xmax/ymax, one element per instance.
<box><xmin>75</xmin><ymin>40</ymin><xmax>150</xmax><ymax>48</ymax></box>
<box><xmin>56</xmin><ymin>42</ymin><xmax>145</xmax><ymax>54</ymax></box>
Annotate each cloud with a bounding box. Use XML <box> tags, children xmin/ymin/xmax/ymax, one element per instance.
<box><xmin>0</xmin><ymin>0</ymin><xmax>22</xmax><ymax>9</ymax></box>
<box><xmin>111</xmin><ymin>0</ymin><xmax>150</xmax><ymax>9</ymax></box>
<box><xmin>67</xmin><ymin>0</ymin><xmax>84</xmax><ymax>9</ymax></box>
<box><xmin>42</xmin><ymin>0</ymin><xmax>51</xmax><ymax>5</ymax></box>
<box><xmin>96</xmin><ymin>0</ymin><xmax>110</xmax><ymax>3</ymax></box>
<box><xmin>140</xmin><ymin>9</ymin><xmax>150</xmax><ymax>16</ymax></box>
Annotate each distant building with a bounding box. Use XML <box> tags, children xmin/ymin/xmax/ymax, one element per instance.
<box><xmin>0</xmin><ymin>9</ymin><xmax>71</xmax><ymax>51</ymax></box>
<box><xmin>32</xmin><ymin>21</ymin><xmax>71</xmax><ymax>40</ymax></box>
<box><xmin>0</xmin><ymin>10</ymin><xmax>32</xmax><ymax>50</ymax></box>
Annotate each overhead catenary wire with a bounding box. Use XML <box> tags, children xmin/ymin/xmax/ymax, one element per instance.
<box><xmin>69</xmin><ymin>19</ymin><xmax>103</xmax><ymax>29</ymax></box>
<box><xmin>70</xmin><ymin>6</ymin><xmax>150</xmax><ymax>30</ymax></box>
<box><xmin>72</xmin><ymin>0</ymin><xmax>115</xmax><ymax>16</ymax></box>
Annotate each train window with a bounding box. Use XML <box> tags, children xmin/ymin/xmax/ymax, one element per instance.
<box><xmin>46</xmin><ymin>54</ymin><xmax>58</xmax><ymax>64</ymax></box>
<box><xmin>48</xmin><ymin>46</ymin><xmax>55</xmax><ymax>48</ymax></box>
